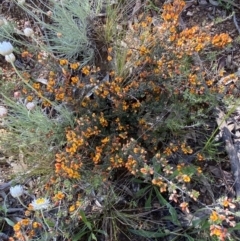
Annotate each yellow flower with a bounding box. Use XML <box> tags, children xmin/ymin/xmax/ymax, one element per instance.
<box><xmin>140</xmin><ymin>168</ymin><xmax>148</xmax><ymax>175</ymax></box>
<box><xmin>28</xmin><ymin>230</ymin><xmax>35</xmax><ymax>238</ymax></box>
<box><xmin>197</xmin><ymin>167</ymin><xmax>202</xmax><ymax>174</ymax></box>
<box><xmin>222</xmin><ymin>199</ymin><xmax>229</xmax><ymax>207</ymax></box>
<box><xmin>69</xmin><ymin>205</ymin><xmax>75</xmax><ymax>212</ymax></box>
<box><xmin>107</xmin><ymin>55</ymin><xmax>112</xmax><ymax>61</ymax></box>
<box><xmin>81</xmin><ymin>66</ymin><xmax>90</xmax><ymax>75</ymax></box>
<box><xmin>43</xmin><ymin>100</ymin><xmax>51</xmax><ymax>107</ymax></box>
<box><xmin>49</xmin><ymin>71</ymin><xmax>55</xmax><ymax>77</ymax></box>
<box><xmin>182</xmin><ymin>174</ymin><xmax>191</xmax><ymax>183</ymax></box>
<box><xmin>27</xmin><ymin>95</ymin><xmax>33</xmax><ymax>102</ymax></box>
<box><xmin>212</xmin><ymin>33</ymin><xmax>232</xmax><ymax>47</ymax></box>
<box><xmin>32</xmin><ymin>222</ymin><xmax>40</xmax><ymax>229</ymax></box>
<box><xmin>197</xmin><ymin>153</ymin><xmax>204</xmax><ymax>161</ymax></box>
<box><xmin>163</xmin><ymin>147</ymin><xmax>172</xmax><ymax>156</ymax></box>
<box><xmin>152</xmin><ymin>178</ymin><xmax>167</xmax><ymax>192</ymax></box>
<box><xmin>93</xmin><ymin>152</ymin><xmax>101</xmax><ymax>164</ymax></box>
<box><xmin>27</xmin><ymin>204</ymin><xmax>34</xmax><ymax>211</ymax></box>
<box><xmin>55</xmin><ymin>192</ymin><xmax>65</xmax><ymax>200</ymax></box>
<box><xmin>55</xmin><ymin>92</ymin><xmax>65</xmax><ymax>101</ymax></box>
<box><xmin>99</xmin><ymin>112</ymin><xmax>108</xmax><ymax>127</ymax></box>
<box><xmin>101</xmin><ymin>137</ymin><xmax>110</xmax><ymax>144</ymax></box>
<box><xmin>222</xmin><ymin>197</ymin><xmax>235</xmax><ymax>209</ymax></box>
<box><xmin>13</xmin><ymin>223</ymin><xmax>21</xmax><ymax>232</ymax></box>
<box><xmin>210</xmin><ymin>225</ymin><xmax>222</xmax><ymax>236</ymax></box>
<box><xmin>71</xmin><ymin>76</ymin><xmax>79</xmax><ymax>84</ymax></box>
<box><xmin>70</xmin><ymin>62</ymin><xmax>80</xmax><ymax>70</ymax></box>
<box><xmin>33</xmin><ymin>83</ymin><xmax>40</xmax><ymax>90</ymax></box>
<box><xmin>21</xmin><ymin>51</ymin><xmax>29</xmax><ymax>58</ymax></box>
<box><xmin>21</xmin><ymin>219</ymin><xmax>30</xmax><ymax>226</ymax></box>
<box><xmin>210</xmin><ymin>224</ymin><xmax>227</xmax><ymax>240</ymax></box>
<box><xmin>180</xmin><ymin>202</ymin><xmax>189</xmax><ymax>213</ymax></box>
<box><xmin>177</xmin><ymin>163</ymin><xmax>184</xmax><ymax>171</ymax></box>
<box><xmin>76</xmin><ymin>201</ymin><xmax>81</xmax><ymax>207</ymax></box>
<box><xmin>209</xmin><ymin>211</ymin><xmax>225</xmax><ymax>223</ymax></box>
<box><xmin>210</xmin><ymin>211</ymin><xmax>219</xmax><ymax>222</ymax></box>
<box><xmin>59</xmin><ymin>59</ymin><xmax>68</xmax><ymax>65</ymax></box>
<box><xmin>139</xmin><ymin>46</ymin><xmax>150</xmax><ymax>55</ymax></box>
<box><xmin>25</xmin><ymin>210</ymin><xmax>31</xmax><ymax>216</ymax></box>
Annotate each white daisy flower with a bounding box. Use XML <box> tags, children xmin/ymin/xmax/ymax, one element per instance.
<box><xmin>26</xmin><ymin>102</ymin><xmax>35</xmax><ymax>110</ymax></box>
<box><xmin>31</xmin><ymin>198</ymin><xmax>50</xmax><ymax>210</ymax></box>
<box><xmin>10</xmin><ymin>185</ymin><xmax>24</xmax><ymax>198</ymax></box>
<box><xmin>0</xmin><ymin>41</ymin><xmax>13</xmax><ymax>56</ymax></box>
<box><xmin>5</xmin><ymin>53</ymin><xmax>16</xmax><ymax>63</ymax></box>
<box><xmin>0</xmin><ymin>106</ymin><xmax>7</xmax><ymax>117</ymax></box>
<box><xmin>24</xmin><ymin>28</ymin><xmax>34</xmax><ymax>37</ymax></box>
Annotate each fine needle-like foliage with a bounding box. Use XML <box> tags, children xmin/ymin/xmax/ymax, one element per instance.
<box><xmin>0</xmin><ymin>95</ymin><xmax>74</xmax><ymax>178</ymax></box>
<box><xmin>12</xmin><ymin>0</ymin><xmax>104</xmax><ymax>63</ymax></box>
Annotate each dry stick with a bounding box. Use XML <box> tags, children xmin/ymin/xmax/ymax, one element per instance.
<box><xmin>6</xmin><ymin>208</ymin><xmax>25</xmax><ymax>213</ymax></box>
<box><xmin>222</xmin><ymin>127</ymin><xmax>240</xmax><ymax>198</ymax></box>
<box><xmin>233</xmin><ymin>12</ymin><xmax>240</xmax><ymax>34</ymax></box>
<box><xmin>0</xmin><ymin>181</ymin><xmax>12</xmax><ymax>191</ymax></box>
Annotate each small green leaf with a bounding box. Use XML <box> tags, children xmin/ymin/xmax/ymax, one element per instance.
<box><xmin>4</xmin><ymin>218</ymin><xmax>14</xmax><ymax>226</ymax></box>
<box><xmin>145</xmin><ymin>189</ymin><xmax>152</xmax><ymax>209</ymax></box>
<box><xmin>79</xmin><ymin>210</ymin><xmax>92</xmax><ymax>231</ymax></box>
<box><xmin>97</xmin><ymin>229</ymin><xmax>108</xmax><ymax>236</ymax></box>
<box><xmin>72</xmin><ymin>226</ymin><xmax>89</xmax><ymax>241</ymax></box>
<box><xmin>91</xmin><ymin>233</ymin><xmax>97</xmax><ymax>241</ymax></box>
<box><xmin>154</xmin><ymin>187</ymin><xmax>167</xmax><ymax>205</ymax></box>
<box><xmin>154</xmin><ymin>187</ymin><xmax>180</xmax><ymax>226</ymax></box>
<box><xmin>184</xmin><ymin>233</ymin><xmax>195</xmax><ymax>241</ymax></box>
<box><xmin>134</xmin><ymin>185</ymin><xmax>151</xmax><ymax>198</ymax></box>
<box><xmin>168</xmin><ymin>205</ymin><xmax>180</xmax><ymax>226</ymax></box>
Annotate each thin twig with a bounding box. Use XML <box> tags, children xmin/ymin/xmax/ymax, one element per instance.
<box><xmin>233</xmin><ymin>12</ymin><xmax>240</xmax><ymax>34</ymax></box>
<box><xmin>6</xmin><ymin>208</ymin><xmax>25</xmax><ymax>213</ymax></box>
<box><xmin>0</xmin><ymin>181</ymin><xmax>12</xmax><ymax>190</ymax></box>
<box><xmin>222</xmin><ymin>127</ymin><xmax>240</xmax><ymax>198</ymax></box>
